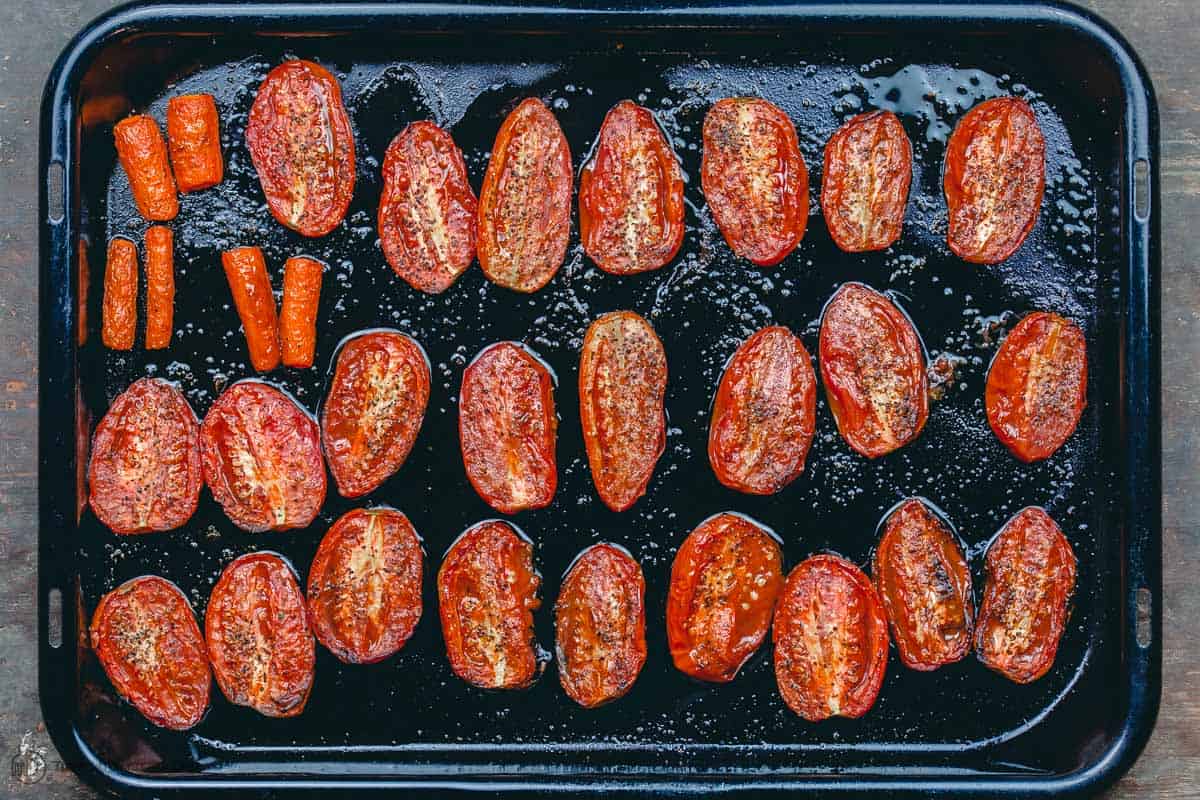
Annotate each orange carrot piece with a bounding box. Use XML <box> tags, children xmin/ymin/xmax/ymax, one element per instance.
<box><xmin>221</xmin><ymin>246</ymin><xmax>280</xmax><ymax>372</ymax></box>
<box><xmin>144</xmin><ymin>226</ymin><xmax>175</xmax><ymax>349</ymax></box>
<box><xmin>113</xmin><ymin>115</ymin><xmax>178</xmax><ymax>221</ymax></box>
<box><xmin>167</xmin><ymin>94</ymin><xmax>224</xmax><ymax>192</ymax></box>
<box><xmin>102</xmin><ymin>238</ymin><xmax>137</xmax><ymax>350</ymax></box>
<box><xmin>280</xmin><ymin>256</ymin><xmax>324</xmax><ymax>368</ymax></box>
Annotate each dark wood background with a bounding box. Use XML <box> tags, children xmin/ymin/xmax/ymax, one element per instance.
<box><xmin>0</xmin><ymin>1</ymin><xmax>1193</xmax><ymax>796</ymax></box>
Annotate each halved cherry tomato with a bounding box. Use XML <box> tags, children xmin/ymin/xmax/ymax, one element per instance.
<box><xmin>578</xmin><ymin>312</ymin><xmax>666</xmax><ymax>512</ymax></box>
<box><xmin>821</xmin><ymin>110</ymin><xmax>912</xmax><ymax>252</ymax></box>
<box><xmin>246</xmin><ymin>60</ymin><xmax>355</xmax><ymax>237</ymax></box>
<box><xmin>708</xmin><ymin>325</ymin><xmax>816</xmax><ymax>495</ymax></box>
<box><xmin>555</xmin><ymin>543</ymin><xmax>646</xmax><ymax>708</ymax></box>
<box><xmin>307</xmin><ymin>507</ymin><xmax>424</xmax><ymax>664</ymax></box>
<box><xmin>459</xmin><ymin>342</ymin><xmax>556</xmax><ymax>514</ymax></box>
<box><xmin>667</xmin><ymin>513</ymin><xmax>783</xmax><ymax>683</ymax></box>
<box><xmin>101</xmin><ymin>237</ymin><xmax>137</xmax><ymax>351</ymax></box>
<box><xmin>321</xmin><ymin>330</ymin><xmax>430</xmax><ymax>498</ymax></box>
<box><xmin>167</xmin><ymin>93</ymin><xmax>223</xmax><ymax>193</ymax></box>
<box><xmin>91</xmin><ymin>575</ymin><xmax>211</xmax><ymax>730</ymax></box>
<box><xmin>773</xmin><ymin>554</ymin><xmax>889</xmax><ymax>721</ymax></box>
<box><xmin>200</xmin><ymin>381</ymin><xmax>326</xmax><ymax>532</ymax></box>
<box><xmin>701</xmin><ymin>97</ymin><xmax>808</xmax><ymax>267</ymax></box>
<box><xmin>378</xmin><ymin>121</ymin><xmax>477</xmax><ymax>294</ymax></box>
<box><xmin>985</xmin><ymin>311</ymin><xmax>1087</xmax><ymax>463</ymax></box>
<box><xmin>819</xmin><ymin>282</ymin><xmax>928</xmax><ymax>458</ymax></box>
<box><xmin>206</xmin><ymin>552</ymin><xmax>314</xmax><ymax>717</ymax></box>
<box><xmin>579</xmin><ymin>101</ymin><xmax>685</xmax><ymax>275</ymax></box>
<box><xmin>872</xmin><ymin>498</ymin><xmax>974</xmax><ymax>671</ymax></box>
<box><xmin>113</xmin><ymin>115</ymin><xmax>178</xmax><ymax>221</ymax></box>
<box><xmin>944</xmin><ymin>97</ymin><xmax>1045</xmax><ymax>264</ymax></box>
<box><xmin>477</xmin><ymin>98</ymin><xmax>572</xmax><ymax>292</ymax></box>
<box><xmin>975</xmin><ymin>507</ymin><xmax>1076</xmax><ymax>684</ymax></box>
<box><xmin>438</xmin><ymin>520</ymin><xmax>542</xmax><ymax>689</ymax></box>
<box><xmin>88</xmin><ymin>378</ymin><xmax>202</xmax><ymax>534</ymax></box>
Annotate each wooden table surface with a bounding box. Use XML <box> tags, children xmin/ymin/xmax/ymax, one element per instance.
<box><xmin>0</xmin><ymin>1</ymin><xmax>1194</xmax><ymax>796</ymax></box>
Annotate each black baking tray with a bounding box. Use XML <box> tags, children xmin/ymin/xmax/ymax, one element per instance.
<box><xmin>38</xmin><ymin>1</ymin><xmax>1160</xmax><ymax>796</ymax></box>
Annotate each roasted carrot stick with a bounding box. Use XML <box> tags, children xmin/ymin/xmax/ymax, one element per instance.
<box><xmin>113</xmin><ymin>115</ymin><xmax>178</xmax><ymax>221</ymax></box>
<box><xmin>167</xmin><ymin>94</ymin><xmax>224</xmax><ymax>192</ymax></box>
<box><xmin>280</xmin><ymin>256</ymin><xmax>324</xmax><ymax>368</ymax></box>
<box><xmin>102</xmin><ymin>238</ymin><xmax>137</xmax><ymax>350</ymax></box>
<box><xmin>144</xmin><ymin>226</ymin><xmax>175</xmax><ymax>350</ymax></box>
<box><xmin>221</xmin><ymin>246</ymin><xmax>280</xmax><ymax>372</ymax></box>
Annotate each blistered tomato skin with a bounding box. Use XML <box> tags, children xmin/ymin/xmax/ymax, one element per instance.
<box><xmin>91</xmin><ymin>576</ymin><xmax>211</xmax><ymax>730</ymax></box>
<box><xmin>986</xmin><ymin>311</ymin><xmax>1087</xmax><ymax>463</ymax></box>
<box><xmin>556</xmin><ymin>543</ymin><xmax>647</xmax><ymax>708</ymax></box>
<box><xmin>459</xmin><ymin>342</ymin><xmax>557</xmax><ymax>514</ymax></box>
<box><xmin>774</xmin><ymin>554</ymin><xmax>889</xmax><ymax>721</ymax></box>
<box><xmin>88</xmin><ymin>378</ymin><xmax>202</xmax><ymax>535</ymax></box>
<box><xmin>321</xmin><ymin>331</ymin><xmax>431</xmax><ymax>498</ymax></box>
<box><xmin>944</xmin><ymin>97</ymin><xmax>1045</xmax><ymax>264</ymax></box>
<box><xmin>822</xmin><ymin>110</ymin><xmax>912</xmax><ymax>252</ymax></box>
<box><xmin>975</xmin><ymin>507</ymin><xmax>1076</xmax><ymax>684</ymax></box>
<box><xmin>701</xmin><ymin>97</ymin><xmax>808</xmax><ymax>267</ymax></box>
<box><xmin>666</xmin><ymin>513</ymin><xmax>783</xmax><ymax>683</ymax></box>
<box><xmin>200</xmin><ymin>381</ymin><xmax>326</xmax><ymax>532</ymax></box>
<box><xmin>307</xmin><ymin>508</ymin><xmax>424</xmax><ymax>664</ymax></box>
<box><xmin>872</xmin><ymin>499</ymin><xmax>974</xmax><ymax>671</ymax></box>
<box><xmin>477</xmin><ymin>98</ymin><xmax>572</xmax><ymax>293</ymax></box>
<box><xmin>378</xmin><ymin>121</ymin><xmax>478</xmax><ymax>294</ymax></box>
<box><xmin>708</xmin><ymin>325</ymin><xmax>816</xmax><ymax>495</ymax></box>
<box><xmin>819</xmin><ymin>283</ymin><xmax>928</xmax><ymax>458</ymax></box>
<box><xmin>438</xmin><ymin>520</ymin><xmax>543</xmax><ymax>689</ymax></box>
<box><xmin>579</xmin><ymin>101</ymin><xmax>685</xmax><ymax>275</ymax></box>
<box><xmin>247</xmin><ymin>60</ymin><xmax>355</xmax><ymax>237</ymax></box>
<box><xmin>206</xmin><ymin>553</ymin><xmax>315</xmax><ymax>718</ymax></box>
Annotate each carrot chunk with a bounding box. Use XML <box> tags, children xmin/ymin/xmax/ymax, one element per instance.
<box><xmin>221</xmin><ymin>246</ymin><xmax>280</xmax><ymax>372</ymax></box>
<box><xmin>144</xmin><ymin>226</ymin><xmax>175</xmax><ymax>350</ymax></box>
<box><xmin>102</xmin><ymin>238</ymin><xmax>138</xmax><ymax>350</ymax></box>
<box><xmin>113</xmin><ymin>115</ymin><xmax>178</xmax><ymax>221</ymax></box>
<box><xmin>167</xmin><ymin>94</ymin><xmax>224</xmax><ymax>192</ymax></box>
<box><xmin>280</xmin><ymin>256</ymin><xmax>323</xmax><ymax>368</ymax></box>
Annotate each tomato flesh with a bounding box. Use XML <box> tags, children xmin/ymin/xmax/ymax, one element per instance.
<box><xmin>821</xmin><ymin>110</ymin><xmax>912</xmax><ymax>252</ymax></box>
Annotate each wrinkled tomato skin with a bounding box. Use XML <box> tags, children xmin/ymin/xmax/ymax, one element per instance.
<box><xmin>975</xmin><ymin>507</ymin><xmax>1076</xmax><ymax>684</ymax></box>
<box><xmin>819</xmin><ymin>282</ymin><xmax>928</xmax><ymax>458</ymax></box>
<box><xmin>247</xmin><ymin>60</ymin><xmax>355</xmax><ymax>237</ymax></box>
<box><xmin>708</xmin><ymin>325</ymin><xmax>816</xmax><ymax>495</ymax></box>
<box><xmin>701</xmin><ymin>97</ymin><xmax>808</xmax><ymax>267</ymax></box>
<box><xmin>88</xmin><ymin>378</ymin><xmax>202</xmax><ymax>534</ymax></box>
<box><xmin>555</xmin><ymin>543</ymin><xmax>647</xmax><ymax>708</ymax></box>
<box><xmin>872</xmin><ymin>498</ymin><xmax>974</xmax><ymax>671</ymax></box>
<box><xmin>90</xmin><ymin>576</ymin><xmax>211</xmax><ymax>730</ymax></box>
<box><xmin>773</xmin><ymin>554</ymin><xmax>889</xmax><ymax>721</ymax></box>
<box><xmin>477</xmin><ymin>98</ymin><xmax>572</xmax><ymax>293</ymax></box>
<box><xmin>986</xmin><ymin>311</ymin><xmax>1087</xmax><ymax>463</ymax></box>
<box><xmin>944</xmin><ymin>97</ymin><xmax>1045</xmax><ymax>264</ymax></box>
<box><xmin>459</xmin><ymin>342</ymin><xmax>557</xmax><ymax>514</ymax></box>
<box><xmin>438</xmin><ymin>520</ymin><xmax>543</xmax><ymax>689</ymax></box>
<box><xmin>200</xmin><ymin>381</ymin><xmax>326</xmax><ymax>532</ymax></box>
<box><xmin>578</xmin><ymin>312</ymin><xmax>667</xmax><ymax>512</ymax></box>
<box><xmin>378</xmin><ymin>121</ymin><xmax>478</xmax><ymax>294</ymax></box>
<box><xmin>579</xmin><ymin>101</ymin><xmax>685</xmax><ymax>275</ymax></box>
<box><xmin>821</xmin><ymin>110</ymin><xmax>912</xmax><ymax>252</ymax></box>
<box><xmin>206</xmin><ymin>553</ymin><xmax>315</xmax><ymax>717</ymax></box>
<box><xmin>321</xmin><ymin>331</ymin><xmax>431</xmax><ymax>498</ymax></box>
<box><xmin>666</xmin><ymin>513</ymin><xmax>783</xmax><ymax>683</ymax></box>
<box><xmin>307</xmin><ymin>508</ymin><xmax>424</xmax><ymax>665</ymax></box>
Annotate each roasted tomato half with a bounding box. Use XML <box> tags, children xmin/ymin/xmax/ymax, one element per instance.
<box><xmin>872</xmin><ymin>498</ymin><xmax>974</xmax><ymax>671</ymax></box>
<box><xmin>579</xmin><ymin>100</ymin><xmax>685</xmax><ymax>275</ymax></box>
<box><xmin>378</xmin><ymin>121</ymin><xmax>478</xmax><ymax>294</ymax></box>
<box><xmin>477</xmin><ymin>98</ymin><xmax>572</xmax><ymax>292</ymax></box>
<box><xmin>701</xmin><ymin>97</ymin><xmax>808</xmax><ymax>267</ymax></box>
<box><xmin>438</xmin><ymin>520</ymin><xmax>543</xmax><ymax>689</ymax></box>
<box><xmin>555</xmin><ymin>543</ymin><xmax>647</xmax><ymax>708</ymax></box>
<box><xmin>708</xmin><ymin>325</ymin><xmax>816</xmax><ymax>495</ymax></box>
<box><xmin>667</xmin><ymin>513</ymin><xmax>783</xmax><ymax>683</ymax></box>
<box><xmin>821</xmin><ymin>110</ymin><xmax>912</xmax><ymax>252</ymax></box>
<box><xmin>459</xmin><ymin>342</ymin><xmax>557</xmax><ymax>514</ymax></box>
<box><xmin>206</xmin><ymin>553</ymin><xmax>314</xmax><ymax>717</ymax></box>
<box><xmin>578</xmin><ymin>311</ymin><xmax>667</xmax><ymax>512</ymax></box>
<box><xmin>91</xmin><ymin>576</ymin><xmax>211</xmax><ymax>730</ymax></box>
<box><xmin>944</xmin><ymin>97</ymin><xmax>1045</xmax><ymax>264</ymax></box>
<box><xmin>200</xmin><ymin>381</ymin><xmax>326</xmax><ymax>532</ymax></box>
<box><xmin>246</xmin><ymin>60</ymin><xmax>355</xmax><ymax>237</ymax></box>
<box><xmin>307</xmin><ymin>507</ymin><xmax>424</xmax><ymax>664</ymax></box>
<box><xmin>819</xmin><ymin>282</ymin><xmax>928</xmax><ymax>458</ymax></box>
<box><xmin>88</xmin><ymin>378</ymin><xmax>202</xmax><ymax>534</ymax></box>
<box><xmin>975</xmin><ymin>507</ymin><xmax>1076</xmax><ymax>684</ymax></box>
<box><xmin>985</xmin><ymin>311</ymin><xmax>1087</xmax><ymax>463</ymax></box>
<box><xmin>321</xmin><ymin>330</ymin><xmax>431</xmax><ymax>498</ymax></box>
<box><xmin>774</xmin><ymin>554</ymin><xmax>889</xmax><ymax>721</ymax></box>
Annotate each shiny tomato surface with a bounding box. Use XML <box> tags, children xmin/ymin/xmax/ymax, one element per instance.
<box><xmin>821</xmin><ymin>110</ymin><xmax>912</xmax><ymax>252</ymax></box>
